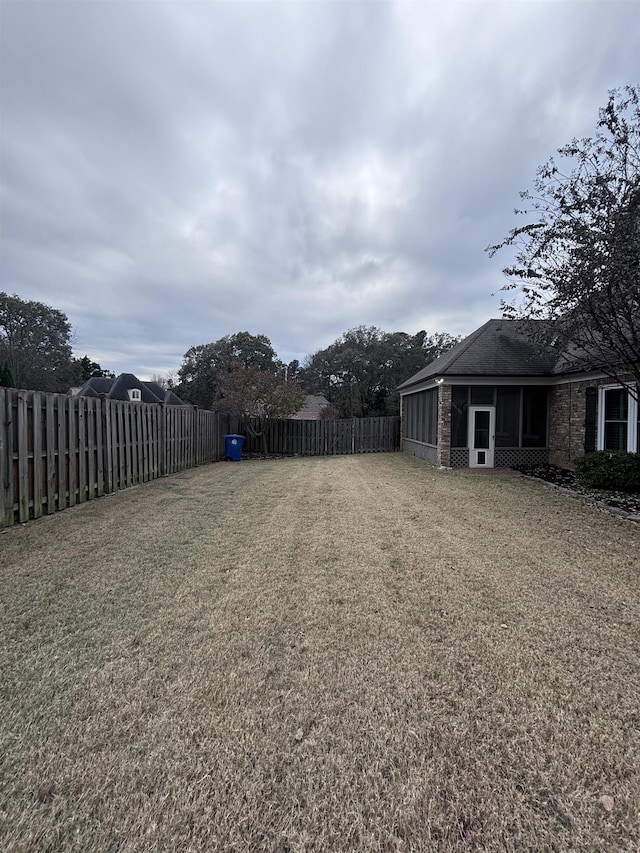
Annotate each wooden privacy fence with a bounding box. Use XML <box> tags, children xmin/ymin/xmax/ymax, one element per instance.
<box><xmin>0</xmin><ymin>388</ymin><xmax>230</xmax><ymax>529</ymax></box>
<box><xmin>242</xmin><ymin>416</ymin><xmax>401</xmax><ymax>456</ymax></box>
<box><xmin>0</xmin><ymin>387</ymin><xmax>400</xmax><ymax>529</ymax></box>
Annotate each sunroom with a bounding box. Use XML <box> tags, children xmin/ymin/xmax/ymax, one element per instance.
<box><xmin>402</xmin><ymin>381</ymin><xmax>550</xmax><ymax>469</ymax></box>
<box><xmin>398</xmin><ymin>320</ymin><xmax>557</xmax><ymax>469</ymax></box>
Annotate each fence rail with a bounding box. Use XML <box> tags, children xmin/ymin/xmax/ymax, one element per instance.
<box><xmin>0</xmin><ymin>387</ymin><xmax>400</xmax><ymax>529</ymax></box>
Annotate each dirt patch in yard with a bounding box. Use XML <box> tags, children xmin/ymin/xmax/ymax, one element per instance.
<box><xmin>1</xmin><ymin>454</ymin><xmax>639</xmax><ymax>852</ymax></box>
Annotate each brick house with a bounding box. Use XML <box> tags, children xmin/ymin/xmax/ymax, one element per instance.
<box><xmin>398</xmin><ymin>319</ymin><xmax>639</xmax><ymax>469</ymax></box>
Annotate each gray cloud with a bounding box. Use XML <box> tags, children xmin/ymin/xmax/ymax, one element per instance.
<box><xmin>1</xmin><ymin>1</ymin><xmax>638</xmax><ymax>377</ymax></box>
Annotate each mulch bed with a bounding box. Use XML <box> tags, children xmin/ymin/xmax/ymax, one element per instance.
<box><xmin>515</xmin><ymin>463</ymin><xmax>640</xmax><ymax>519</ymax></box>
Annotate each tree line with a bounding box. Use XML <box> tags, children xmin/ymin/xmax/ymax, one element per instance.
<box><xmin>174</xmin><ymin>327</ymin><xmax>461</xmax><ymax>418</ymax></box>
<box><xmin>0</xmin><ymin>291</ymin><xmax>460</xmax><ymax>418</ymax></box>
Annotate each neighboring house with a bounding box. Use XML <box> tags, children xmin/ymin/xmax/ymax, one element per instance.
<box><xmin>398</xmin><ymin>319</ymin><xmax>639</xmax><ymax>470</ymax></box>
<box><xmin>74</xmin><ymin>373</ymin><xmax>186</xmax><ymax>405</ymax></box>
<box><xmin>289</xmin><ymin>394</ymin><xmax>331</xmax><ymax>420</ymax></box>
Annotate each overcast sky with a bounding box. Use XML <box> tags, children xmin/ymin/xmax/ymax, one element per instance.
<box><xmin>1</xmin><ymin>1</ymin><xmax>639</xmax><ymax>378</ymax></box>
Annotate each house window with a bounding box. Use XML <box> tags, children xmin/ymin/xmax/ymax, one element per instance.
<box><xmin>598</xmin><ymin>386</ymin><xmax>639</xmax><ymax>452</ymax></box>
<box><xmin>127</xmin><ymin>388</ymin><xmax>142</xmax><ymax>402</ymax></box>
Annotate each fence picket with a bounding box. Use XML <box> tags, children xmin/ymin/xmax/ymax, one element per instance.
<box><xmin>32</xmin><ymin>392</ymin><xmax>43</xmax><ymax>518</ymax></box>
<box><xmin>17</xmin><ymin>391</ymin><xmax>29</xmax><ymax>522</ymax></box>
<box><xmin>0</xmin><ymin>390</ymin><xmax>9</xmax><ymax>526</ymax></box>
<box><xmin>77</xmin><ymin>398</ymin><xmax>87</xmax><ymax>503</ymax></box>
<box><xmin>95</xmin><ymin>399</ymin><xmax>104</xmax><ymax>497</ymax></box>
<box><xmin>45</xmin><ymin>395</ymin><xmax>56</xmax><ymax>513</ymax></box>
<box><xmin>57</xmin><ymin>396</ymin><xmax>67</xmax><ymax>511</ymax></box>
<box><xmin>237</xmin><ymin>415</ymin><xmax>399</xmax><ymax>456</ymax></box>
<box><xmin>68</xmin><ymin>396</ymin><xmax>77</xmax><ymax>507</ymax></box>
<box><xmin>102</xmin><ymin>400</ymin><xmax>113</xmax><ymax>494</ymax></box>
<box><xmin>116</xmin><ymin>403</ymin><xmax>125</xmax><ymax>490</ymax></box>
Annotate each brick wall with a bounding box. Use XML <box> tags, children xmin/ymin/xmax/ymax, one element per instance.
<box><xmin>437</xmin><ymin>385</ymin><xmax>452</xmax><ymax>467</ymax></box>
<box><xmin>548</xmin><ymin>378</ymin><xmax>609</xmax><ymax>468</ymax></box>
<box><xmin>402</xmin><ymin>439</ymin><xmax>438</xmax><ymax>465</ymax></box>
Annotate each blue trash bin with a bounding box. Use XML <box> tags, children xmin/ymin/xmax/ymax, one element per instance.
<box><xmin>224</xmin><ymin>434</ymin><xmax>245</xmax><ymax>461</ymax></box>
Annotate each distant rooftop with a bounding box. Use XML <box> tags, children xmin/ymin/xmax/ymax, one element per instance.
<box><xmin>289</xmin><ymin>394</ymin><xmax>331</xmax><ymax>420</ymax></box>
<box><xmin>74</xmin><ymin>373</ymin><xmax>186</xmax><ymax>405</ymax></box>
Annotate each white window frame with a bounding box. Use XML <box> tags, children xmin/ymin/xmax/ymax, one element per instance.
<box><xmin>127</xmin><ymin>388</ymin><xmax>142</xmax><ymax>402</ymax></box>
<box><xmin>597</xmin><ymin>384</ymin><xmax>638</xmax><ymax>452</ymax></box>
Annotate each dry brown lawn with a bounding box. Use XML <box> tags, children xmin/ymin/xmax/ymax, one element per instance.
<box><xmin>1</xmin><ymin>453</ymin><xmax>639</xmax><ymax>852</ymax></box>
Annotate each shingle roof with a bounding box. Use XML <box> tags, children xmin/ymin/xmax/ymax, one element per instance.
<box><xmin>163</xmin><ymin>389</ymin><xmax>187</xmax><ymax>406</ymax></box>
<box><xmin>108</xmin><ymin>373</ymin><xmax>162</xmax><ymax>402</ymax></box>
<box><xmin>397</xmin><ymin>319</ymin><xmax>558</xmax><ymax>390</ymax></box>
<box><xmin>76</xmin><ymin>374</ymin><xmax>186</xmax><ymax>404</ymax></box>
<box><xmin>137</xmin><ymin>380</ymin><xmax>187</xmax><ymax>405</ymax></box>
<box><xmin>77</xmin><ymin>384</ymin><xmax>100</xmax><ymax>398</ymax></box>
<box><xmin>289</xmin><ymin>394</ymin><xmax>330</xmax><ymax>420</ymax></box>
<box><xmin>80</xmin><ymin>377</ymin><xmax>113</xmax><ymax>396</ymax></box>
<box><xmin>143</xmin><ymin>380</ymin><xmax>169</xmax><ymax>401</ymax></box>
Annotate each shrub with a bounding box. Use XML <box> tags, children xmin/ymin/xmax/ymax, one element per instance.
<box><xmin>575</xmin><ymin>451</ymin><xmax>640</xmax><ymax>492</ymax></box>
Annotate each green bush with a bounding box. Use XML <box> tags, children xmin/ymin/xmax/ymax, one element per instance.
<box><xmin>575</xmin><ymin>451</ymin><xmax>640</xmax><ymax>492</ymax></box>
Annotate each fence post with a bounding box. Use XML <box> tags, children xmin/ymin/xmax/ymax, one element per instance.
<box><xmin>32</xmin><ymin>392</ymin><xmax>43</xmax><ymax>518</ymax></box>
<box><xmin>57</xmin><ymin>395</ymin><xmax>67</xmax><ymax>511</ymax></box>
<box><xmin>46</xmin><ymin>394</ymin><xmax>56</xmax><ymax>513</ymax></box>
<box><xmin>95</xmin><ymin>398</ymin><xmax>104</xmax><ymax>496</ymax></box>
<box><xmin>77</xmin><ymin>397</ymin><xmax>86</xmax><ymax>503</ymax></box>
<box><xmin>16</xmin><ymin>391</ymin><xmax>30</xmax><ymax>522</ymax></box>
<box><xmin>0</xmin><ymin>389</ymin><xmax>10</xmax><ymax>528</ymax></box>
<box><xmin>159</xmin><ymin>403</ymin><xmax>167</xmax><ymax>476</ymax></box>
<box><xmin>108</xmin><ymin>401</ymin><xmax>118</xmax><ymax>489</ymax></box>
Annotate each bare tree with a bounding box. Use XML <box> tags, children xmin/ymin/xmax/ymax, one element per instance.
<box><xmin>487</xmin><ymin>85</ymin><xmax>640</xmax><ymax>397</ymax></box>
<box><xmin>217</xmin><ymin>366</ymin><xmax>305</xmax><ymax>455</ymax></box>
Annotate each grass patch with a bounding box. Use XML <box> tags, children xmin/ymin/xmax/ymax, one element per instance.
<box><xmin>1</xmin><ymin>454</ymin><xmax>639</xmax><ymax>851</ymax></box>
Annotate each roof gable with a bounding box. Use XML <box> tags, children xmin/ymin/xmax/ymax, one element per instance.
<box><xmin>108</xmin><ymin>374</ymin><xmax>162</xmax><ymax>403</ymax></box>
<box><xmin>163</xmin><ymin>389</ymin><xmax>187</xmax><ymax>406</ymax></box>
